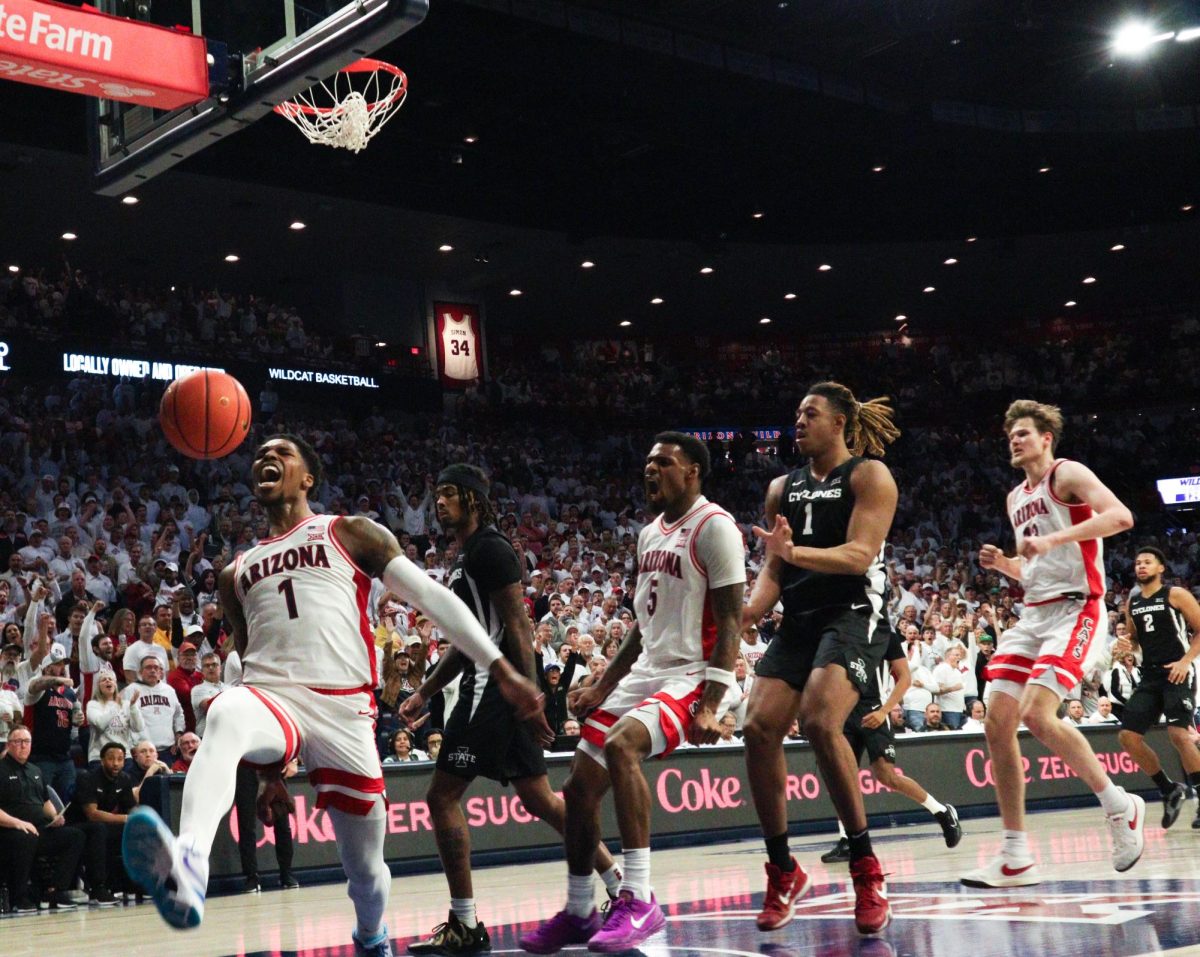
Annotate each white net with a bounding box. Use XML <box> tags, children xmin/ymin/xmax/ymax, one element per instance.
<box><xmin>274</xmin><ymin>60</ymin><xmax>407</xmax><ymax>153</ymax></box>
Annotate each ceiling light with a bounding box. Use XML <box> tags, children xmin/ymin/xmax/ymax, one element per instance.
<box><xmin>1082</xmin><ymin>276</ymin><xmax>1096</xmax><ymax>284</ymax></box>
<box><xmin>943</xmin><ymin>257</ymin><xmax>958</xmax><ymax>265</ymax></box>
<box><xmin>619</xmin><ymin>320</ymin><xmax>631</xmax><ymax>327</ymax></box>
<box><xmin>784</xmin><ymin>293</ymin><xmax>797</xmax><ymax>300</ymax></box>
<box><xmin>699</xmin><ymin>266</ymin><xmax>714</xmax><ymax>274</ymax></box>
<box><xmin>871</xmin><ymin>165</ymin><xmax>885</xmax><ymax>173</ymax></box>
<box><xmin>463</xmin><ymin>135</ymin><xmax>478</xmax><ymax>144</ymax></box>
<box><xmin>818</xmin><ymin>264</ymin><xmax>832</xmax><ymax>271</ymax></box>
<box><xmin>289</xmin><ymin>221</ymin><xmax>306</xmax><ymax>230</ymax></box>
<box><xmin>509</xmin><ymin>288</ymin><xmax>522</xmax><ymax>296</ymax></box>
<box><xmin>650</xmin><ymin>297</ymin><xmax>663</xmax><ymax>305</ymax></box>
<box><xmin>7</xmin><ymin>265</ymin><xmax>17</xmax><ymax>273</ymax></box>
<box><xmin>894</xmin><ymin>314</ymin><xmax>907</xmax><ymax>322</ymax></box>
<box><xmin>580</xmin><ymin>260</ymin><xmax>595</xmax><ymax>269</ymax></box>
<box><xmin>966</xmin><ymin>236</ymin><xmax>977</xmax><ymax>243</ymax></box>
<box><xmin>1065</xmin><ymin>301</ymin><xmax>1077</xmax><ymax>307</ymax></box>
<box><xmin>923</xmin><ymin>286</ymin><xmax>935</xmax><ymax>293</ymax></box>
<box><xmin>374</xmin><ymin>341</ymin><xmax>387</xmax><ymax>348</ymax></box>
<box><xmin>1182</xmin><ymin>204</ymin><xmax>1194</xmax><ymax>211</ymax></box>
<box><xmin>752</xmin><ymin>211</ymin><xmax>764</xmax><ymax>219</ymax></box>
<box><xmin>1112</xmin><ymin>20</ymin><xmax>1174</xmax><ymax>57</ymax></box>
<box><xmin>759</xmin><ymin>317</ymin><xmax>772</xmax><ymax>325</ymax></box>
<box><xmin>61</xmin><ymin>232</ymin><xmax>77</xmax><ymax>241</ymax></box>
<box><xmin>121</xmin><ymin>195</ymin><xmax>139</xmax><ymax>205</ymax></box>
<box><xmin>1110</xmin><ymin>243</ymin><xmax>1125</xmax><ymax>251</ymax></box>
<box><xmin>438</xmin><ymin>244</ymin><xmax>453</xmax><ymax>252</ymax></box>
<box><xmin>1177</xmin><ymin>26</ymin><xmax>1200</xmax><ymax>42</ymax></box>
<box><xmin>1038</xmin><ymin>166</ymin><xmax>1052</xmax><ymax>174</ymax></box>
<box><xmin>170</xmin><ymin>286</ymin><xmax>176</xmax><ymax>291</ymax></box>
<box><xmin>224</xmin><ymin>254</ymin><xmax>239</xmax><ymax>262</ymax></box>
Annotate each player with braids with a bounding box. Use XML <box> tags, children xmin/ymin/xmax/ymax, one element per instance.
<box><xmin>742</xmin><ymin>381</ymin><xmax>900</xmax><ymax>935</ymax></box>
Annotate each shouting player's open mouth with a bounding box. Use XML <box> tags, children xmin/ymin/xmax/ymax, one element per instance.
<box><xmin>255</xmin><ymin>461</ymin><xmax>283</xmax><ymax>492</ymax></box>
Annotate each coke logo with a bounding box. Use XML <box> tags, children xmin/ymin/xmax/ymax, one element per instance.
<box><xmin>656</xmin><ymin>767</ymin><xmax>743</xmax><ymax>813</ymax></box>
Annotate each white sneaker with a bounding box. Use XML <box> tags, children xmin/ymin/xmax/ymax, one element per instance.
<box><xmin>122</xmin><ymin>806</ymin><xmax>208</xmax><ymax>929</ymax></box>
<box><xmin>960</xmin><ymin>853</ymin><xmax>1041</xmax><ymax>888</ymax></box>
<box><xmin>1108</xmin><ymin>791</ymin><xmax>1146</xmax><ymax>873</ymax></box>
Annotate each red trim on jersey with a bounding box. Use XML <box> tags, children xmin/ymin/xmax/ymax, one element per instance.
<box><xmin>255</xmin><ymin>514</ymin><xmax>322</xmax><ymax>547</ymax></box>
<box><xmin>307</xmin><ymin>684</ymin><xmax>374</xmax><ymax>697</ymax></box>
<box><xmin>1044</xmin><ymin>459</ymin><xmax>1073</xmax><ymax>508</ymax></box>
<box><xmin>309</xmin><ymin>767</ymin><xmax>386</xmax><ymax>793</ymax></box>
<box><xmin>316</xmin><ymin>791</ymin><xmax>378</xmax><ymax>816</ymax></box>
<box><xmin>329</xmin><ymin>518</ymin><xmax>379</xmax><ymax>689</ymax></box>
<box><xmin>1070</xmin><ymin>504</ymin><xmax>1105</xmax><ymax>598</ymax></box>
<box><xmin>656</xmin><ymin>498</ymin><xmax>714</xmax><ymax>535</ymax></box>
<box><xmin>649</xmin><ymin>682</ymin><xmax>704</xmax><ymax>757</ymax></box>
<box><xmin>985</xmin><ymin>652</ymin><xmax>1035</xmax><ymax>684</ymax></box>
<box><xmin>244</xmin><ymin>686</ymin><xmax>302</xmax><ymax>764</ymax></box>
<box><xmin>1030</xmin><ymin>597</ymin><xmax>1102</xmax><ymax>690</ymax></box>
<box><xmin>686</xmin><ymin>508</ymin><xmax>729</xmax><ymax>577</ymax></box>
<box><xmin>1021</xmin><ymin>458</ymin><xmax>1060</xmax><ymax>495</ymax></box>
<box><xmin>700</xmin><ymin>593</ymin><xmax>717</xmax><ymax>659</ymax></box>
<box><xmin>588</xmin><ymin>709</ymin><xmax>618</xmax><ymax>728</ymax></box>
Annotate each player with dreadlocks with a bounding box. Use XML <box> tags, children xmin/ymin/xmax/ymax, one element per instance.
<box><xmin>402</xmin><ymin>464</ymin><xmax>622</xmax><ymax>957</ymax></box>
<box><xmin>742</xmin><ymin>382</ymin><xmax>901</xmax><ymax>936</ymax></box>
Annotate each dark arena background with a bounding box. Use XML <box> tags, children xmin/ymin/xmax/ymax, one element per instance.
<box><xmin>3</xmin><ymin>2</ymin><xmax>1200</xmax><ymax>956</ymax></box>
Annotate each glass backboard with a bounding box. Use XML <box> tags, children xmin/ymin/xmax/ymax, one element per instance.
<box><xmin>89</xmin><ymin>0</ymin><xmax>428</xmax><ymax>195</ymax></box>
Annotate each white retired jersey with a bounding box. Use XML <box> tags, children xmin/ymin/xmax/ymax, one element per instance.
<box><xmin>1007</xmin><ymin>459</ymin><xmax>1105</xmax><ymax>604</ymax></box>
<box><xmin>233</xmin><ymin>514</ymin><xmax>375</xmax><ymax>690</ymax></box>
<box><xmin>633</xmin><ymin>496</ymin><xmax>745</xmax><ymax>668</ymax></box>
<box><xmin>441</xmin><ymin>313</ymin><xmax>480</xmax><ymax>381</ymax></box>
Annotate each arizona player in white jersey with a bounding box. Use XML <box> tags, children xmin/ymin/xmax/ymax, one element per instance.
<box><xmin>122</xmin><ymin>434</ymin><xmax>544</xmax><ymax>957</ymax></box>
<box><xmin>521</xmin><ymin>431</ymin><xmax>745</xmax><ymax>955</ymax></box>
<box><xmin>962</xmin><ymin>400</ymin><xmax>1143</xmax><ymax>889</ymax></box>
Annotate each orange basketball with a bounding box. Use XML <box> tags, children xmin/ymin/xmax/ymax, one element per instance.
<box><xmin>159</xmin><ymin>369</ymin><xmax>252</xmax><ymax>460</ymax></box>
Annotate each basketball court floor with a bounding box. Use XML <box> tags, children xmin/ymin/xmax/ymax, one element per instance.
<box><xmin>10</xmin><ymin>804</ymin><xmax>1200</xmax><ymax>957</ymax></box>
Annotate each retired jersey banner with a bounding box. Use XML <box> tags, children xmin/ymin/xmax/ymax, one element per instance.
<box><xmin>0</xmin><ymin>0</ymin><xmax>208</xmax><ymax>107</ymax></box>
<box><xmin>168</xmin><ymin>724</ymin><xmax>1165</xmax><ymax>879</ymax></box>
<box><xmin>433</xmin><ymin>302</ymin><xmax>482</xmax><ymax>388</ymax></box>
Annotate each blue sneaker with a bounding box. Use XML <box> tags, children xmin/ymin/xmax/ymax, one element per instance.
<box><xmin>122</xmin><ymin>806</ymin><xmax>208</xmax><ymax>929</ymax></box>
<box><xmin>354</xmin><ymin>926</ymin><xmax>396</xmax><ymax>957</ymax></box>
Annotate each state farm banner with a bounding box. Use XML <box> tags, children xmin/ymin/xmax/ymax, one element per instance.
<box><xmin>433</xmin><ymin>302</ymin><xmax>483</xmax><ymax>388</ymax></box>
<box><xmin>167</xmin><ymin>724</ymin><xmax>1164</xmax><ymax>879</ymax></box>
<box><xmin>0</xmin><ymin>0</ymin><xmax>208</xmax><ymax>108</ymax></box>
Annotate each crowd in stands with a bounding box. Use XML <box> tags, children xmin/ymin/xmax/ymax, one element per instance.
<box><xmin>0</xmin><ymin>258</ymin><xmax>1197</xmax><ymax>913</ymax></box>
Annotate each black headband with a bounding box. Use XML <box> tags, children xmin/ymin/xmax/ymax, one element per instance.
<box><xmin>437</xmin><ymin>464</ymin><xmax>490</xmax><ymax>500</ymax></box>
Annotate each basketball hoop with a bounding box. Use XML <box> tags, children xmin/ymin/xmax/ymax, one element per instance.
<box><xmin>273</xmin><ymin>58</ymin><xmax>407</xmax><ymax>153</ymax></box>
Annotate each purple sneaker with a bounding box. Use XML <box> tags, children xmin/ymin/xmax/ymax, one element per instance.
<box><xmin>519</xmin><ymin>908</ymin><xmax>602</xmax><ymax>954</ymax></box>
<box><xmin>586</xmin><ymin>893</ymin><xmax>665</xmax><ymax>953</ymax></box>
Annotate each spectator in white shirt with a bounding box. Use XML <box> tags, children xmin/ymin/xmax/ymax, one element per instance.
<box><xmin>86</xmin><ymin>671</ymin><xmax>144</xmax><ymax>765</ymax></box>
<box><xmin>961</xmin><ymin>699</ymin><xmax>987</xmax><ymax>732</ymax></box>
<box><xmin>0</xmin><ymin>676</ymin><xmax>21</xmax><ymax>753</ymax></box>
<box><xmin>122</xmin><ymin>657</ymin><xmax>184</xmax><ymax>754</ymax></box>
<box><xmin>902</xmin><ymin>663</ymin><xmax>940</xmax><ymax>731</ymax></box>
<box><xmin>1060</xmin><ymin>698</ymin><xmax>1086</xmax><ymax>726</ymax></box>
<box><xmin>932</xmin><ymin>645</ymin><xmax>969</xmax><ymax>729</ymax></box>
<box><xmin>1087</xmin><ymin>697</ymin><xmax>1120</xmax><ymax>725</ymax></box>
<box><xmin>49</xmin><ymin>535</ymin><xmax>85</xmax><ymax>584</ymax></box>
<box><xmin>83</xmin><ymin>554</ymin><xmax>117</xmax><ymax>605</ymax></box>
<box><xmin>122</xmin><ymin>616</ymin><xmax>168</xmax><ymax>683</ymax></box>
<box><xmin>190</xmin><ymin>653</ymin><xmax>225</xmax><ymax>737</ymax></box>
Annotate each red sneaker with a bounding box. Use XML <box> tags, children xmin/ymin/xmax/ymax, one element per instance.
<box><xmin>755</xmin><ymin>857</ymin><xmax>811</xmax><ymax>931</ymax></box>
<box><xmin>850</xmin><ymin>855</ymin><xmax>891</xmax><ymax>935</ymax></box>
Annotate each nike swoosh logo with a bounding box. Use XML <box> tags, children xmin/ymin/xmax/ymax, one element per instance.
<box><xmin>1000</xmin><ymin>863</ymin><xmax>1035</xmax><ymax>876</ymax></box>
<box><xmin>1129</xmin><ymin>804</ymin><xmax>1139</xmax><ymax>831</ymax></box>
<box><xmin>850</xmin><ymin>603</ymin><xmax>869</xmax><ymax>611</ymax></box>
<box><xmin>630</xmin><ymin>913</ymin><xmax>651</xmax><ymax>929</ymax></box>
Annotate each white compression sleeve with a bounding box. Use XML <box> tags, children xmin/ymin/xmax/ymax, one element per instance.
<box><xmin>381</xmin><ymin>555</ymin><xmax>501</xmax><ymax>670</ymax></box>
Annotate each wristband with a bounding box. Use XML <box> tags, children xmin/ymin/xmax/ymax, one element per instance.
<box><xmin>704</xmin><ymin>667</ymin><xmax>736</xmax><ymax>689</ymax></box>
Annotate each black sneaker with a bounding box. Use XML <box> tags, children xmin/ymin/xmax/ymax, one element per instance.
<box><xmin>90</xmin><ymin>887</ymin><xmax>119</xmax><ymax>907</ymax></box>
<box><xmin>40</xmin><ymin>891</ymin><xmax>76</xmax><ymax>911</ymax></box>
<box><xmin>821</xmin><ymin>837</ymin><xmax>851</xmax><ymax>863</ymax></box>
<box><xmin>242</xmin><ymin>877</ymin><xmax>262</xmax><ymax>894</ymax></box>
<box><xmin>1162</xmin><ymin>783</ymin><xmax>1188</xmax><ymax>829</ymax></box>
<box><xmin>10</xmin><ymin>898</ymin><xmax>39</xmax><ymax>916</ymax></box>
<box><xmin>407</xmin><ymin>912</ymin><xmax>491</xmax><ymax>956</ymax></box>
<box><xmin>936</xmin><ymin>805</ymin><xmax>963</xmax><ymax>848</ymax></box>
<box><xmin>280</xmin><ymin>873</ymin><xmax>301</xmax><ymax>890</ymax></box>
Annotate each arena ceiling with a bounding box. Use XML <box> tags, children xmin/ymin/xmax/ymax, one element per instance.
<box><xmin>3</xmin><ymin>0</ymin><xmax>1200</xmax><ymax>336</ymax></box>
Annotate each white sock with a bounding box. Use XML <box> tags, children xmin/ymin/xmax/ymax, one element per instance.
<box><xmin>618</xmin><ymin>848</ymin><xmax>651</xmax><ymax>902</ymax></box>
<box><xmin>600</xmin><ymin>864</ymin><xmax>622</xmax><ymax>897</ymax></box>
<box><xmin>1001</xmin><ymin>829</ymin><xmax>1030</xmax><ymax>861</ymax></box>
<box><xmin>1097</xmin><ymin>783</ymin><xmax>1130</xmax><ymax>816</ymax></box>
<box><xmin>451</xmin><ymin>898</ymin><xmax>477</xmax><ymax>928</ymax></box>
<box><xmin>566</xmin><ymin>873</ymin><xmax>595</xmax><ymax>918</ymax></box>
<box><xmin>836</xmin><ymin>820</ymin><xmax>847</xmax><ymax>838</ymax></box>
<box><xmin>922</xmin><ymin>795</ymin><xmax>947</xmax><ymax>815</ymax></box>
